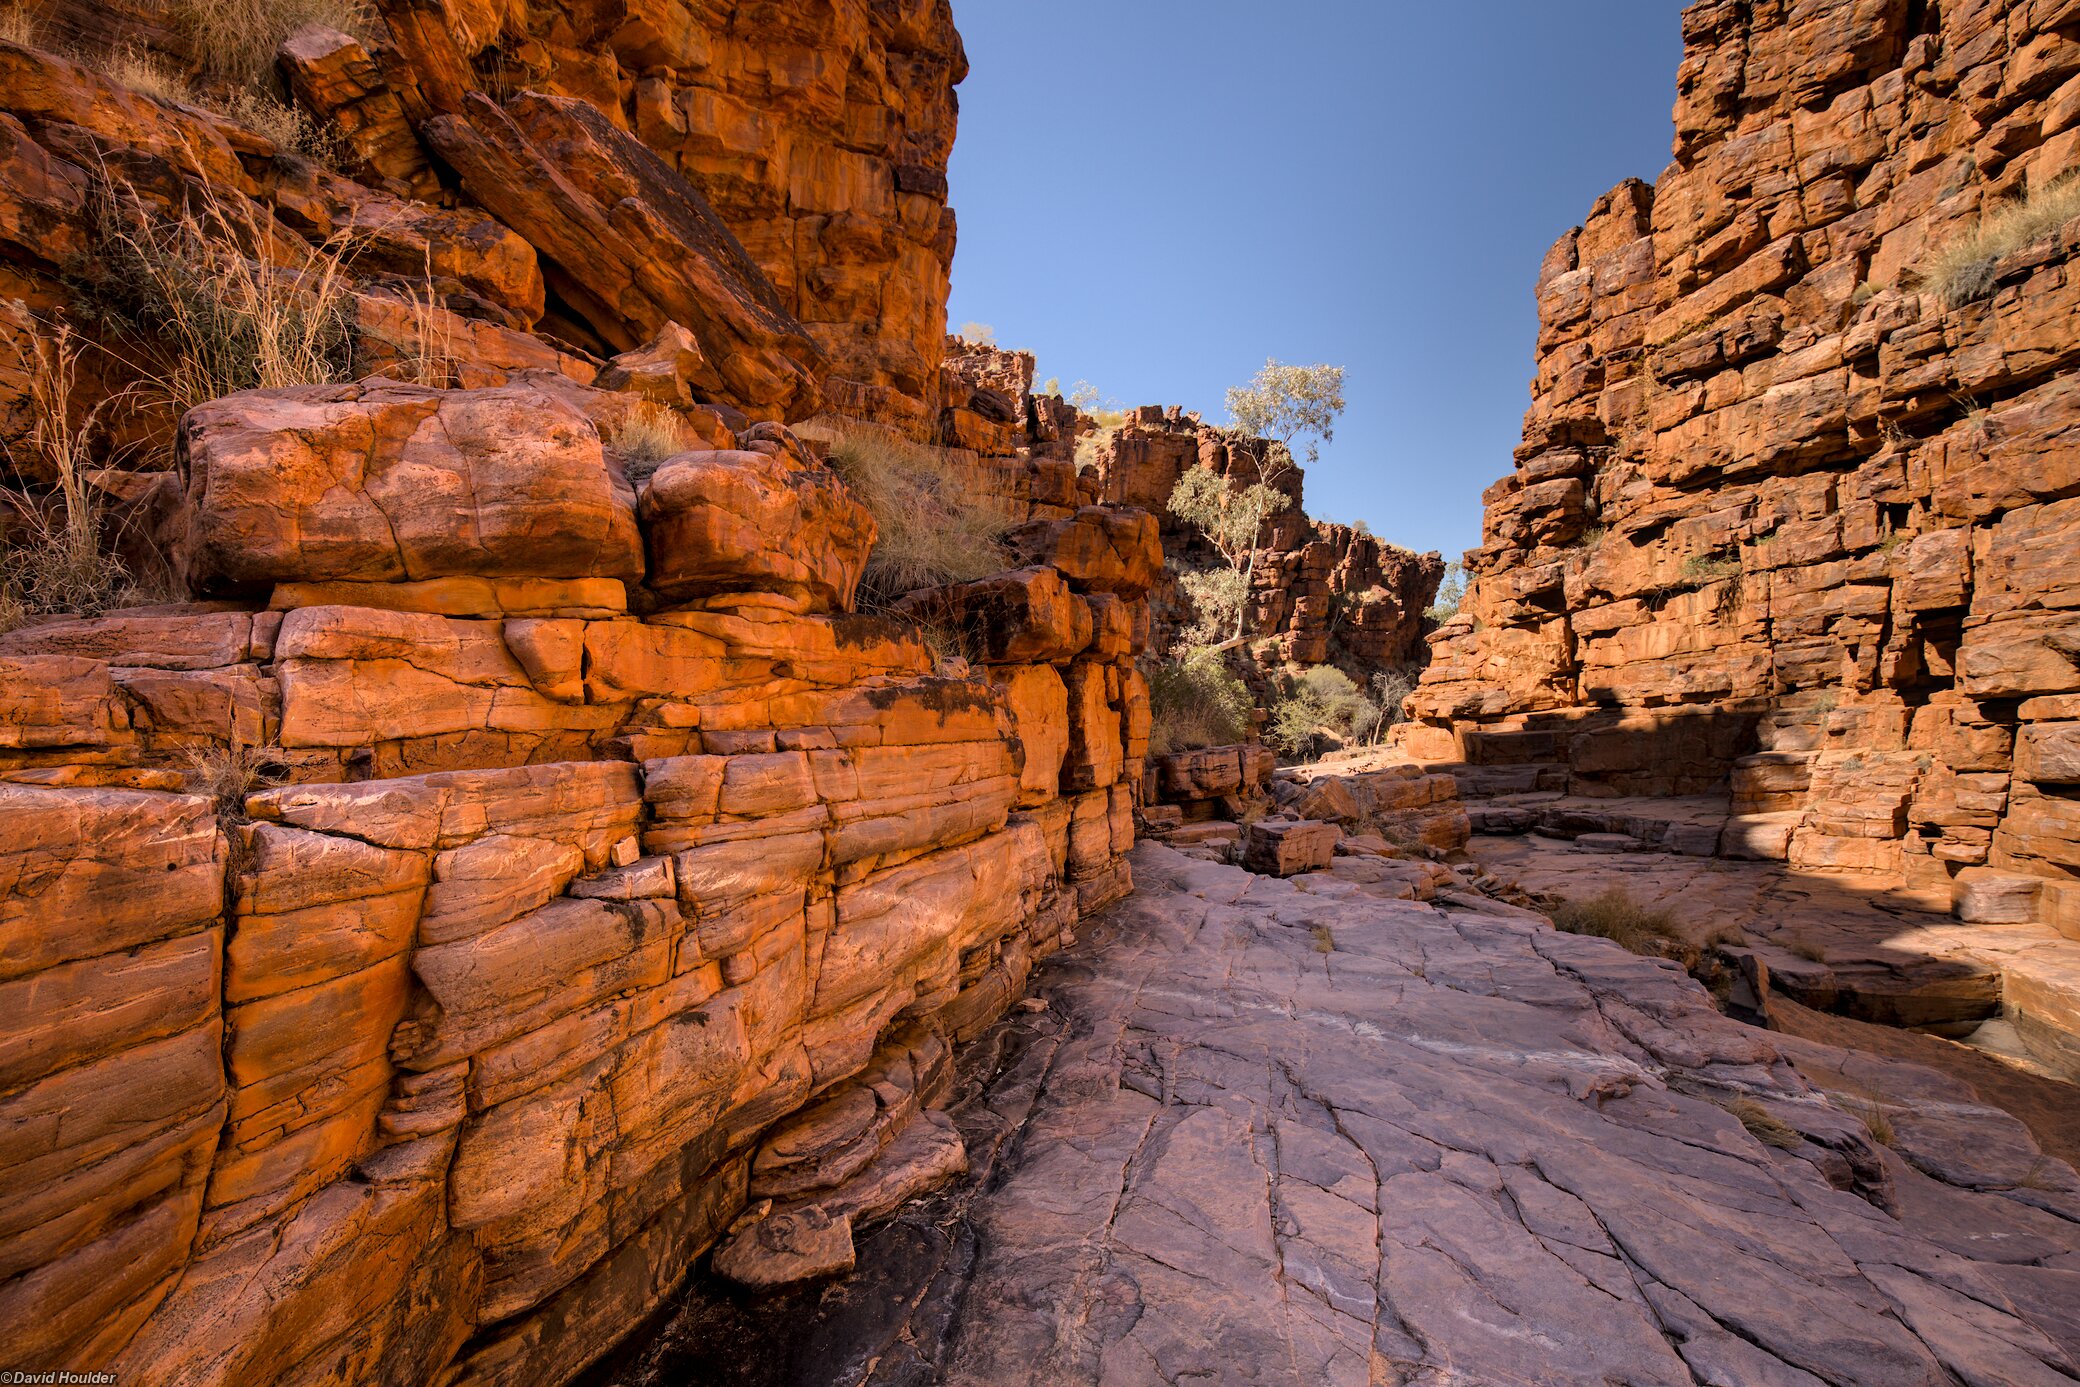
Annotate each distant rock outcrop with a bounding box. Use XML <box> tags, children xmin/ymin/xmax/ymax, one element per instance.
<box><xmin>936</xmin><ymin>341</ymin><xmax>1447</xmax><ymax>686</ymax></box>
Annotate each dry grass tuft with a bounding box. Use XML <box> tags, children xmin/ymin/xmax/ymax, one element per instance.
<box><xmin>96</xmin><ymin>46</ymin><xmax>352</xmax><ymax>166</ymax></box>
<box><xmin>607</xmin><ymin>399</ymin><xmax>697</xmax><ymax>481</ymax></box>
<box><xmin>1844</xmin><ymin>1089</ymin><xmax>1896</xmax><ymax>1147</ymax></box>
<box><xmin>184</xmin><ymin>738</ymin><xmax>285</xmax><ymax>816</ymax></box>
<box><xmin>89</xmin><ymin>177</ymin><xmax>359</xmax><ymax>417</ymax></box>
<box><xmin>187</xmin><ymin>739</ymin><xmax>288</xmax><ymax>877</ymax></box>
<box><xmin>1726</xmin><ymin>1098</ymin><xmax>1803</xmax><ymax>1150</ymax></box>
<box><xmin>1548</xmin><ymin>886</ymin><xmax>1685</xmax><ymax>957</ymax></box>
<box><xmin>1923</xmin><ymin>175</ymin><xmax>2080</xmax><ymax>307</ymax></box>
<box><xmin>1786</xmin><ymin>935</ymin><xmax>1829</xmax><ymax>964</ymax></box>
<box><xmin>0</xmin><ymin>5</ymin><xmax>37</xmax><ymax>45</ymax></box>
<box><xmin>807</xmin><ymin>423</ymin><xmax>1012</xmax><ymax>609</ymax></box>
<box><xmin>373</xmin><ymin>271</ymin><xmax>457</xmax><ymax>389</ymax></box>
<box><xmin>172</xmin><ymin>0</ymin><xmax>371</xmax><ymax>87</ymax></box>
<box><xmin>1312</xmin><ymin>925</ymin><xmax>1338</xmax><ymax>955</ymax></box>
<box><xmin>1</xmin><ymin>325</ymin><xmax>144</xmax><ymax>629</ymax></box>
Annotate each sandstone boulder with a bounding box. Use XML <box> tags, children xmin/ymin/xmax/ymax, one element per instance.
<box><xmin>176</xmin><ymin>382</ymin><xmax>643</xmax><ymax>595</ymax></box>
<box><xmin>1005</xmin><ymin>506</ymin><xmax>1162</xmax><ymax>598</ymax></box>
<box><xmin>895</xmin><ymin>568</ymin><xmax>1093</xmax><ymax>665</ymax></box>
<box><xmin>1242</xmin><ymin>818</ymin><xmax>1339</xmax><ymax>876</ymax></box>
<box><xmin>640</xmin><ymin>449</ymin><xmax>874</xmax><ymax>613</ymax></box>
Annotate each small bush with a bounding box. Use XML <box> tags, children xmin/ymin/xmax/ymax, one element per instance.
<box><xmin>0</xmin><ymin>5</ymin><xmax>36</xmax><ymax>44</ymax></box>
<box><xmin>1678</xmin><ymin>553</ymin><xmax>1742</xmax><ymax>588</ymax></box>
<box><xmin>1312</xmin><ymin>925</ymin><xmax>1337</xmax><ymax>954</ymax></box>
<box><xmin>88</xmin><ymin>178</ymin><xmax>359</xmax><ymax>417</ymax></box>
<box><xmin>956</xmin><ymin>321</ymin><xmax>996</xmax><ymax>346</ymax></box>
<box><xmin>812</xmin><ymin>425</ymin><xmax>1012</xmax><ymax>609</ymax></box>
<box><xmin>607</xmin><ymin>400</ymin><xmax>696</xmax><ymax>480</ymax></box>
<box><xmin>1726</xmin><ymin>1099</ymin><xmax>1802</xmax><ymax>1150</ymax></box>
<box><xmin>1268</xmin><ymin>665</ymin><xmax>1382</xmax><ymax>759</ymax></box>
<box><xmin>1368</xmin><ymin>667</ymin><xmax>1416</xmax><ymax>734</ymax></box>
<box><xmin>1072</xmin><ymin>425</ymin><xmax>1111</xmax><ymax>475</ymax></box>
<box><xmin>1922</xmin><ymin>175</ymin><xmax>2080</xmax><ymax>308</ymax></box>
<box><xmin>1146</xmin><ymin>650</ymin><xmax>1253</xmax><ymax>755</ymax></box>
<box><xmin>1548</xmin><ymin>887</ymin><xmax>1685</xmax><ymax>957</ymax></box>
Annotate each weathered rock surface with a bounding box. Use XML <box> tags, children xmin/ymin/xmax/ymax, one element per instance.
<box><xmin>603</xmin><ymin>843</ymin><xmax>2080</xmax><ymax>1387</ymax></box>
<box><xmin>423</xmin><ymin>92</ymin><xmax>826</xmax><ymax>421</ymax></box>
<box><xmin>0</xmin><ymin>372</ymin><xmax>1155</xmax><ymax>1383</ymax></box>
<box><xmin>1403</xmin><ymin>0</ymin><xmax>2080</xmax><ymax>944</ymax></box>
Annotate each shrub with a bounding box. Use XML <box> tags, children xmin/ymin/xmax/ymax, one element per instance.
<box><xmin>607</xmin><ymin>400</ymin><xmax>696</xmax><ymax>480</ymax></box>
<box><xmin>1175</xmin><ymin>566</ymin><xmax>1248</xmax><ymax>647</ymax></box>
<box><xmin>1367</xmin><ymin>667</ymin><xmax>1416</xmax><ymax>734</ymax></box>
<box><xmin>1678</xmin><ymin>553</ymin><xmax>1742</xmax><ymax>588</ymax></box>
<box><xmin>172</xmin><ymin>0</ymin><xmax>372</xmax><ymax>87</ymax></box>
<box><xmin>811</xmin><ymin>424</ymin><xmax>1012</xmax><ymax>609</ymax></box>
<box><xmin>1072</xmin><ymin>425</ymin><xmax>1111</xmax><ymax>475</ymax></box>
<box><xmin>1267</xmin><ymin>665</ymin><xmax>1380</xmax><ymax>758</ymax></box>
<box><xmin>1146</xmin><ymin>650</ymin><xmax>1253</xmax><ymax>755</ymax></box>
<box><xmin>956</xmin><ymin>321</ymin><xmax>996</xmax><ymax>346</ymax></box>
<box><xmin>89</xmin><ymin>178</ymin><xmax>359</xmax><ymax>416</ymax></box>
<box><xmin>1922</xmin><ymin>175</ymin><xmax>2080</xmax><ymax>308</ymax></box>
<box><xmin>1547</xmin><ymin>887</ymin><xmax>1685</xmax><ymax>958</ymax></box>
<box><xmin>1</xmin><ymin>326</ymin><xmax>142</xmax><ymax>629</ymax></box>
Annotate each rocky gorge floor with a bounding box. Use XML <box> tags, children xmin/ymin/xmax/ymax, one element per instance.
<box><xmin>597</xmin><ymin>843</ymin><xmax>2080</xmax><ymax>1387</ymax></box>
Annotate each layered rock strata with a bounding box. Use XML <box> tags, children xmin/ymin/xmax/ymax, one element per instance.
<box><xmin>0</xmin><ymin>376</ymin><xmax>1157</xmax><ymax>1382</ymax></box>
<box><xmin>1406</xmin><ymin>0</ymin><xmax>2080</xmax><ymax>934</ymax></box>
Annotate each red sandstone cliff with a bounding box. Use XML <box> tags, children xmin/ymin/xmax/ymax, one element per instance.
<box><xmin>1406</xmin><ymin>0</ymin><xmax>2080</xmax><ymax>938</ymax></box>
<box><xmin>0</xmin><ymin>6</ymin><xmax>1160</xmax><ymax>1382</ymax></box>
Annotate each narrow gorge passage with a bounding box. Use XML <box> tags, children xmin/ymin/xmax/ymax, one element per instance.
<box><xmin>601</xmin><ymin>844</ymin><xmax>2080</xmax><ymax>1387</ymax></box>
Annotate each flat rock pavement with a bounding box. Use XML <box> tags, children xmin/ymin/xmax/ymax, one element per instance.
<box><xmin>604</xmin><ymin>843</ymin><xmax>2080</xmax><ymax>1387</ymax></box>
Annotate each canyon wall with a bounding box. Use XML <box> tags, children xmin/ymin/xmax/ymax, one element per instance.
<box><xmin>0</xmin><ymin>10</ymin><xmax>1161</xmax><ymax>1383</ymax></box>
<box><xmin>1407</xmin><ymin>0</ymin><xmax>2080</xmax><ymax>928</ymax></box>
<box><xmin>938</xmin><ymin>341</ymin><xmax>1446</xmax><ymax>683</ymax></box>
<box><xmin>34</xmin><ymin>0</ymin><xmax>965</xmax><ymax>431</ymax></box>
<box><xmin>0</xmin><ymin>388</ymin><xmax>1152</xmax><ymax>1383</ymax></box>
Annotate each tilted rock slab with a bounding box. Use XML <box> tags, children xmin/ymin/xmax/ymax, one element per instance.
<box><xmin>424</xmin><ymin>91</ymin><xmax>827</xmax><ymax>422</ymax></box>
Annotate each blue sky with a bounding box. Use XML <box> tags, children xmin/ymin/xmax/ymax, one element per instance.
<box><xmin>945</xmin><ymin>1</ymin><xmax>1686</xmax><ymax>561</ymax></box>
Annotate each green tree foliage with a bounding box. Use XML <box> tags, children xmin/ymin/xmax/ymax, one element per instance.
<box><xmin>1225</xmin><ymin>360</ymin><xmax>1346</xmax><ymax>469</ymax></box>
<box><xmin>1426</xmin><ymin>561</ymin><xmax>1466</xmax><ymax>622</ymax></box>
<box><xmin>1166</xmin><ymin>360</ymin><xmax>1346</xmax><ymax>645</ymax></box>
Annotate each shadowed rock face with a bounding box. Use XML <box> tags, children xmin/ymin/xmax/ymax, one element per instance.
<box><xmin>1404</xmin><ymin>0</ymin><xmax>2080</xmax><ymax>935</ymax></box>
<box><xmin>603</xmin><ymin>844</ymin><xmax>2080</xmax><ymax>1387</ymax></box>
